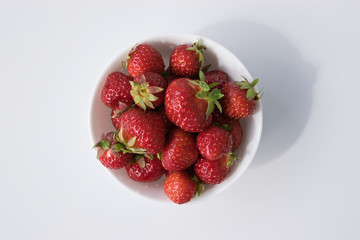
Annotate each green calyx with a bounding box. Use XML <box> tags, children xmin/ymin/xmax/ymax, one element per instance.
<box><xmin>93</xmin><ymin>139</ymin><xmax>110</xmax><ymax>150</ymax></box>
<box><xmin>186</xmin><ymin>39</ymin><xmax>206</xmax><ymax>66</ymax></box>
<box><xmin>192</xmin><ymin>175</ymin><xmax>205</xmax><ymax>197</ymax></box>
<box><xmin>130</xmin><ymin>75</ymin><xmax>163</xmax><ymax>110</ymax></box>
<box><xmin>213</xmin><ymin>122</ymin><xmax>232</xmax><ymax>132</ymax></box>
<box><xmin>236</xmin><ymin>76</ymin><xmax>263</xmax><ymax>101</ymax></box>
<box><xmin>227</xmin><ymin>152</ymin><xmax>239</xmax><ymax>167</ymax></box>
<box><xmin>188</xmin><ymin>70</ymin><xmax>224</xmax><ymax>119</ymax></box>
<box><xmin>115</xmin><ymin>127</ymin><xmax>147</xmax><ymax>154</ymax></box>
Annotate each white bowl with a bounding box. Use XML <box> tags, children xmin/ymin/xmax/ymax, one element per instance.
<box><xmin>89</xmin><ymin>33</ymin><xmax>263</xmax><ymax>204</ymax></box>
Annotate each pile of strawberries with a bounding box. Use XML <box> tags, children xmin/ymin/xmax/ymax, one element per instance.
<box><xmin>93</xmin><ymin>40</ymin><xmax>262</xmax><ymax>204</ymax></box>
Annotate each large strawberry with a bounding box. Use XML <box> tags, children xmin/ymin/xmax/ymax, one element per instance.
<box><xmin>160</xmin><ymin>127</ymin><xmax>199</xmax><ymax>171</ymax></box>
<box><xmin>196</xmin><ymin>125</ymin><xmax>233</xmax><ymax>160</ymax></box>
<box><xmin>101</xmin><ymin>72</ymin><xmax>133</xmax><ymax>108</ymax></box>
<box><xmin>165</xmin><ymin>71</ymin><xmax>223</xmax><ymax>132</ymax></box>
<box><xmin>93</xmin><ymin>132</ymin><xmax>133</xmax><ymax>169</ymax></box>
<box><xmin>194</xmin><ymin>154</ymin><xmax>237</xmax><ymax>184</ymax></box>
<box><xmin>130</xmin><ymin>72</ymin><xmax>167</xmax><ymax>110</ymax></box>
<box><xmin>164</xmin><ymin>171</ymin><xmax>198</xmax><ymax>204</ymax></box>
<box><xmin>126</xmin><ymin>44</ymin><xmax>164</xmax><ymax>78</ymax></box>
<box><xmin>115</xmin><ymin>108</ymin><xmax>165</xmax><ymax>155</ymax></box>
<box><xmin>125</xmin><ymin>155</ymin><xmax>166</xmax><ymax>182</ymax></box>
<box><xmin>170</xmin><ymin>40</ymin><xmax>206</xmax><ymax>77</ymax></box>
<box><xmin>212</xmin><ymin>111</ymin><xmax>243</xmax><ymax>151</ymax></box>
<box><xmin>221</xmin><ymin>77</ymin><xmax>262</xmax><ymax>119</ymax></box>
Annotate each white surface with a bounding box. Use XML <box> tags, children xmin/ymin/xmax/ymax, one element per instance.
<box><xmin>1</xmin><ymin>0</ymin><xmax>359</xmax><ymax>239</ymax></box>
<box><xmin>90</xmin><ymin>33</ymin><xmax>263</xmax><ymax>203</ymax></box>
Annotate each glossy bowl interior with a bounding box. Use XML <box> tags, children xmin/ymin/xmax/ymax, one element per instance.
<box><xmin>89</xmin><ymin>33</ymin><xmax>263</xmax><ymax>204</ymax></box>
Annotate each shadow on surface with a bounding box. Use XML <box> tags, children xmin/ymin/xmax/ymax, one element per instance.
<box><xmin>197</xmin><ymin>21</ymin><xmax>317</xmax><ymax>166</ymax></box>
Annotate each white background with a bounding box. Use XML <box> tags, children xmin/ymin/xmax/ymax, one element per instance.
<box><xmin>1</xmin><ymin>0</ymin><xmax>360</xmax><ymax>239</ymax></box>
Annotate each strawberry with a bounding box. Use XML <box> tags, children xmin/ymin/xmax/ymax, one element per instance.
<box><xmin>130</xmin><ymin>72</ymin><xmax>167</xmax><ymax>110</ymax></box>
<box><xmin>196</xmin><ymin>125</ymin><xmax>233</xmax><ymax>160</ymax></box>
<box><xmin>93</xmin><ymin>132</ymin><xmax>133</xmax><ymax>169</ymax></box>
<box><xmin>170</xmin><ymin>40</ymin><xmax>206</xmax><ymax>77</ymax></box>
<box><xmin>165</xmin><ymin>72</ymin><xmax>223</xmax><ymax>132</ymax></box>
<box><xmin>212</xmin><ymin>111</ymin><xmax>243</xmax><ymax>151</ymax></box>
<box><xmin>160</xmin><ymin>127</ymin><xmax>199</xmax><ymax>171</ymax></box>
<box><xmin>204</xmin><ymin>70</ymin><xmax>229</xmax><ymax>89</ymax></box>
<box><xmin>126</xmin><ymin>44</ymin><xmax>164</xmax><ymax>78</ymax></box>
<box><xmin>101</xmin><ymin>72</ymin><xmax>133</xmax><ymax>108</ymax></box>
<box><xmin>111</xmin><ymin>102</ymin><xmax>132</xmax><ymax>131</ymax></box>
<box><xmin>221</xmin><ymin>77</ymin><xmax>262</xmax><ymax>119</ymax></box>
<box><xmin>115</xmin><ymin>108</ymin><xmax>165</xmax><ymax>155</ymax></box>
<box><xmin>164</xmin><ymin>171</ymin><xmax>197</xmax><ymax>204</ymax></box>
<box><xmin>125</xmin><ymin>155</ymin><xmax>166</xmax><ymax>182</ymax></box>
<box><xmin>194</xmin><ymin>154</ymin><xmax>237</xmax><ymax>184</ymax></box>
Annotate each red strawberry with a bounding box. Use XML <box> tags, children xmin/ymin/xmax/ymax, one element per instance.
<box><xmin>221</xmin><ymin>77</ymin><xmax>262</xmax><ymax>119</ymax></box>
<box><xmin>196</xmin><ymin>125</ymin><xmax>233</xmax><ymax>160</ymax></box>
<box><xmin>158</xmin><ymin>106</ymin><xmax>175</xmax><ymax>133</ymax></box>
<box><xmin>194</xmin><ymin>154</ymin><xmax>236</xmax><ymax>184</ymax></box>
<box><xmin>111</xmin><ymin>102</ymin><xmax>132</xmax><ymax>130</ymax></box>
<box><xmin>130</xmin><ymin>72</ymin><xmax>167</xmax><ymax>110</ymax></box>
<box><xmin>204</xmin><ymin>70</ymin><xmax>229</xmax><ymax>89</ymax></box>
<box><xmin>115</xmin><ymin>108</ymin><xmax>165</xmax><ymax>155</ymax></box>
<box><xmin>164</xmin><ymin>171</ymin><xmax>197</xmax><ymax>204</ymax></box>
<box><xmin>125</xmin><ymin>155</ymin><xmax>166</xmax><ymax>182</ymax></box>
<box><xmin>93</xmin><ymin>132</ymin><xmax>133</xmax><ymax>169</ymax></box>
<box><xmin>101</xmin><ymin>72</ymin><xmax>133</xmax><ymax>108</ymax></box>
<box><xmin>161</xmin><ymin>127</ymin><xmax>199</xmax><ymax>171</ymax></box>
<box><xmin>170</xmin><ymin>40</ymin><xmax>206</xmax><ymax>77</ymax></box>
<box><xmin>212</xmin><ymin>112</ymin><xmax>243</xmax><ymax>151</ymax></box>
<box><xmin>165</xmin><ymin>74</ymin><xmax>223</xmax><ymax>132</ymax></box>
<box><xmin>126</xmin><ymin>44</ymin><xmax>164</xmax><ymax>78</ymax></box>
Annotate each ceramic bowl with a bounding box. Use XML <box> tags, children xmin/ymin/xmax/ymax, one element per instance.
<box><xmin>89</xmin><ymin>33</ymin><xmax>263</xmax><ymax>204</ymax></box>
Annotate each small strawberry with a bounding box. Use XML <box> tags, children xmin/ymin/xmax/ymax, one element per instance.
<box><xmin>93</xmin><ymin>132</ymin><xmax>133</xmax><ymax>169</ymax></box>
<box><xmin>101</xmin><ymin>72</ymin><xmax>133</xmax><ymax>108</ymax></box>
<box><xmin>125</xmin><ymin>155</ymin><xmax>166</xmax><ymax>182</ymax></box>
<box><xmin>204</xmin><ymin>70</ymin><xmax>229</xmax><ymax>89</ymax></box>
<box><xmin>170</xmin><ymin>40</ymin><xmax>206</xmax><ymax>77</ymax></box>
<box><xmin>212</xmin><ymin>112</ymin><xmax>243</xmax><ymax>151</ymax></box>
<box><xmin>126</xmin><ymin>44</ymin><xmax>165</xmax><ymax>78</ymax></box>
<box><xmin>194</xmin><ymin>154</ymin><xmax>237</xmax><ymax>184</ymax></box>
<box><xmin>165</xmin><ymin>71</ymin><xmax>223</xmax><ymax>132</ymax></box>
<box><xmin>160</xmin><ymin>127</ymin><xmax>199</xmax><ymax>171</ymax></box>
<box><xmin>115</xmin><ymin>108</ymin><xmax>165</xmax><ymax>155</ymax></box>
<box><xmin>221</xmin><ymin>77</ymin><xmax>262</xmax><ymax>119</ymax></box>
<box><xmin>130</xmin><ymin>72</ymin><xmax>167</xmax><ymax>110</ymax></box>
<box><xmin>164</xmin><ymin>171</ymin><xmax>198</xmax><ymax>204</ymax></box>
<box><xmin>196</xmin><ymin>125</ymin><xmax>233</xmax><ymax>160</ymax></box>
<box><xmin>111</xmin><ymin>102</ymin><xmax>132</xmax><ymax>131</ymax></box>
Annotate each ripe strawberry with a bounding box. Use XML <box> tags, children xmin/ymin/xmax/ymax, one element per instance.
<box><xmin>204</xmin><ymin>70</ymin><xmax>229</xmax><ymax>89</ymax></box>
<box><xmin>196</xmin><ymin>125</ymin><xmax>233</xmax><ymax>160</ymax></box>
<box><xmin>161</xmin><ymin>127</ymin><xmax>199</xmax><ymax>171</ymax></box>
<box><xmin>157</xmin><ymin>106</ymin><xmax>175</xmax><ymax>133</ymax></box>
<box><xmin>130</xmin><ymin>72</ymin><xmax>167</xmax><ymax>110</ymax></box>
<box><xmin>125</xmin><ymin>155</ymin><xmax>166</xmax><ymax>182</ymax></box>
<box><xmin>115</xmin><ymin>108</ymin><xmax>165</xmax><ymax>155</ymax></box>
<box><xmin>194</xmin><ymin>154</ymin><xmax>236</xmax><ymax>184</ymax></box>
<box><xmin>101</xmin><ymin>72</ymin><xmax>133</xmax><ymax>108</ymax></box>
<box><xmin>164</xmin><ymin>171</ymin><xmax>197</xmax><ymax>204</ymax></box>
<box><xmin>126</xmin><ymin>44</ymin><xmax>165</xmax><ymax>78</ymax></box>
<box><xmin>212</xmin><ymin>111</ymin><xmax>243</xmax><ymax>151</ymax></box>
<box><xmin>111</xmin><ymin>102</ymin><xmax>132</xmax><ymax>131</ymax></box>
<box><xmin>165</xmin><ymin>73</ymin><xmax>223</xmax><ymax>132</ymax></box>
<box><xmin>221</xmin><ymin>77</ymin><xmax>262</xmax><ymax>119</ymax></box>
<box><xmin>170</xmin><ymin>40</ymin><xmax>206</xmax><ymax>77</ymax></box>
<box><xmin>93</xmin><ymin>132</ymin><xmax>133</xmax><ymax>169</ymax></box>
